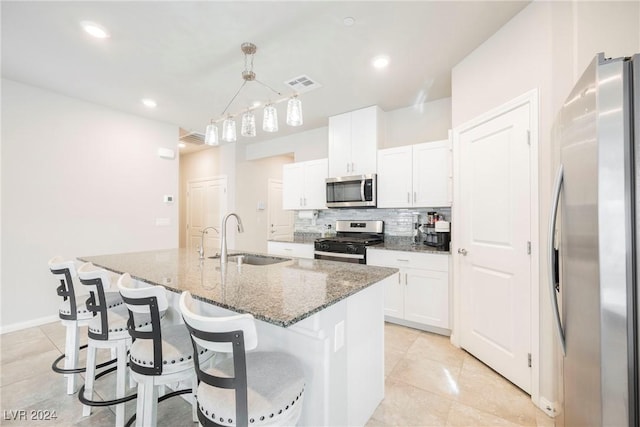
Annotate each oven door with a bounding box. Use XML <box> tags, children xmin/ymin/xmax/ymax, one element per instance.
<box><xmin>314</xmin><ymin>250</ymin><xmax>366</xmax><ymax>264</ymax></box>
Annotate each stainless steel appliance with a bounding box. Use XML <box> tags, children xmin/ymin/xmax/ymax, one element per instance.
<box><xmin>423</xmin><ymin>221</ymin><xmax>450</xmax><ymax>252</ymax></box>
<box><xmin>326</xmin><ymin>174</ymin><xmax>376</xmax><ymax>208</ymax></box>
<box><xmin>314</xmin><ymin>220</ymin><xmax>384</xmax><ymax>264</ymax></box>
<box><xmin>549</xmin><ymin>53</ymin><xmax>639</xmax><ymax>427</ymax></box>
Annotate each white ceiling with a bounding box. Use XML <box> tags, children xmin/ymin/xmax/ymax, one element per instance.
<box><xmin>1</xmin><ymin>1</ymin><xmax>529</xmax><ymax>149</ymax></box>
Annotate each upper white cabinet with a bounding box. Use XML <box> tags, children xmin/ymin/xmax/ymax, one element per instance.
<box><xmin>377</xmin><ymin>139</ymin><xmax>452</xmax><ymax>208</ymax></box>
<box><xmin>282</xmin><ymin>158</ymin><xmax>328</xmax><ymax>210</ymax></box>
<box><xmin>328</xmin><ymin>106</ymin><xmax>384</xmax><ymax>177</ymax></box>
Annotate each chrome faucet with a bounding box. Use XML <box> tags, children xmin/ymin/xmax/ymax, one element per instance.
<box><xmin>198</xmin><ymin>226</ymin><xmax>219</xmax><ymax>260</ymax></box>
<box><xmin>220</xmin><ymin>213</ymin><xmax>244</xmax><ymax>264</ymax></box>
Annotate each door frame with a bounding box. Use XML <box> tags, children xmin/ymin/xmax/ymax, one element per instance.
<box><xmin>451</xmin><ymin>89</ymin><xmax>540</xmax><ymax>406</ymax></box>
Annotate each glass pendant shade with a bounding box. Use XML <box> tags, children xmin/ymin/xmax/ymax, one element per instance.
<box><xmin>286</xmin><ymin>97</ymin><xmax>303</xmax><ymax>126</ymax></box>
<box><xmin>222</xmin><ymin>117</ymin><xmax>237</xmax><ymax>142</ymax></box>
<box><xmin>241</xmin><ymin>111</ymin><xmax>256</xmax><ymax>137</ymax></box>
<box><xmin>204</xmin><ymin>123</ymin><xmax>219</xmax><ymax>146</ymax></box>
<box><xmin>263</xmin><ymin>104</ymin><xmax>279</xmax><ymax>132</ymax></box>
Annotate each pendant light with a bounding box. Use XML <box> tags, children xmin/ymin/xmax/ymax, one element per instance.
<box><xmin>204</xmin><ymin>42</ymin><xmax>305</xmax><ymax>142</ymax></box>
<box><xmin>263</xmin><ymin>104</ymin><xmax>278</xmax><ymax>132</ymax></box>
<box><xmin>286</xmin><ymin>96</ymin><xmax>303</xmax><ymax>126</ymax></box>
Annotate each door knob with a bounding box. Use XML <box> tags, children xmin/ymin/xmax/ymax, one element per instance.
<box><xmin>458</xmin><ymin>248</ymin><xmax>468</xmax><ymax>256</ymax></box>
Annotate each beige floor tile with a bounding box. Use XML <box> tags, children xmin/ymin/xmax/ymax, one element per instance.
<box><xmin>0</xmin><ymin>335</ymin><xmax>59</xmax><ymax>365</ymax></box>
<box><xmin>0</xmin><ymin>327</ymin><xmax>47</xmax><ymax>348</ymax></box>
<box><xmin>384</xmin><ymin>322</ymin><xmax>421</xmax><ymax>353</ymax></box>
<box><xmin>405</xmin><ymin>333</ymin><xmax>465</xmax><ymax>372</ymax></box>
<box><xmin>536</xmin><ymin>410</ymin><xmax>556</xmax><ymax>427</ymax></box>
<box><xmin>0</xmin><ymin>369</ymin><xmax>68</xmax><ymax>410</ymax></box>
<box><xmin>446</xmin><ymin>401</ymin><xmax>524</xmax><ymax>427</ymax></box>
<box><xmin>0</xmin><ymin>348</ymin><xmax>62</xmax><ymax>387</ymax></box>
<box><xmin>370</xmin><ymin>377</ymin><xmax>451</xmax><ymax>426</ymax></box>
<box><xmin>385</xmin><ymin>348</ymin><xmax>404</xmax><ymax>378</ymax></box>
<box><xmin>390</xmin><ymin>356</ymin><xmax>461</xmax><ymax>399</ymax></box>
<box><xmin>455</xmin><ymin>354</ymin><xmax>537</xmax><ymax>426</ymax></box>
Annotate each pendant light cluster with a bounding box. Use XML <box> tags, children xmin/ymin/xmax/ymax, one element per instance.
<box><xmin>204</xmin><ymin>42</ymin><xmax>303</xmax><ymax>146</ymax></box>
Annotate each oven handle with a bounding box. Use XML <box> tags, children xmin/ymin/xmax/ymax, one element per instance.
<box><xmin>361</xmin><ymin>179</ymin><xmax>366</xmax><ymax>202</ymax></box>
<box><xmin>314</xmin><ymin>251</ymin><xmax>365</xmax><ymax>260</ymax></box>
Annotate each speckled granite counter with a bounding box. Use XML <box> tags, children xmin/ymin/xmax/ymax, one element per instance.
<box><xmin>373</xmin><ymin>241</ymin><xmax>450</xmax><ymax>254</ymax></box>
<box><xmin>78</xmin><ymin>248</ymin><xmax>397</xmax><ymax>327</ymax></box>
<box><xmin>267</xmin><ymin>232</ymin><xmax>319</xmax><ymax>244</ymax></box>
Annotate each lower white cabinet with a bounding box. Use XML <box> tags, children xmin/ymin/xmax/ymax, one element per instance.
<box><xmin>267</xmin><ymin>241</ymin><xmax>314</xmax><ymax>260</ymax></box>
<box><xmin>367</xmin><ymin>249</ymin><xmax>450</xmax><ymax>332</ymax></box>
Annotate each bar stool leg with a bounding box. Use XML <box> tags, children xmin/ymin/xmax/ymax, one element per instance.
<box><xmin>142</xmin><ymin>381</ymin><xmax>158</xmax><ymax>427</ymax></box>
<box><xmin>64</xmin><ymin>322</ymin><xmax>79</xmax><ymax>394</ymax></box>
<box><xmin>134</xmin><ymin>379</ymin><xmax>145</xmax><ymax>427</ymax></box>
<box><xmin>115</xmin><ymin>341</ymin><xmax>127</xmax><ymax>427</ymax></box>
<box><xmin>82</xmin><ymin>345</ymin><xmax>96</xmax><ymax>417</ymax></box>
<box><xmin>191</xmin><ymin>376</ymin><xmax>198</xmax><ymax>422</ymax></box>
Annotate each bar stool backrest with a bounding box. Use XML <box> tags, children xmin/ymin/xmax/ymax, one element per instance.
<box><xmin>77</xmin><ymin>262</ymin><xmax>113</xmax><ymax>340</ymax></box>
<box><xmin>117</xmin><ymin>273</ymin><xmax>168</xmax><ymax>375</ymax></box>
<box><xmin>179</xmin><ymin>291</ymin><xmax>258</xmax><ymax>353</ymax></box>
<box><xmin>180</xmin><ymin>291</ymin><xmax>258</xmax><ymax>427</ymax></box>
<box><xmin>48</xmin><ymin>256</ymin><xmax>82</xmax><ymax>321</ymax></box>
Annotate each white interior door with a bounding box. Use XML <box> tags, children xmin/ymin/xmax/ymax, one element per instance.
<box><xmin>187</xmin><ymin>176</ymin><xmax>227</xmax><ymax>255</ymax></box>
<box><xmin>267</xmin><ymin>179</ymin><xmax>294</xmax><ymax>241</ymax></box>
<box><xmin>457</xmin><ymin>102</ymin><xmax>532</xmax><ymax>393</ymax></box>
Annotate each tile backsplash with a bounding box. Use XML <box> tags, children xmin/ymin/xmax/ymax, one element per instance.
<box><xmin>294</xmin><ymin>207</ymin><xmax>451</xmax><ymax>237</ymax></box>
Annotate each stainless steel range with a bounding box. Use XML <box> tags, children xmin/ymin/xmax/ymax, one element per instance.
<box><xmin>314</xmin><ymin>220</ymin><xmax>384</xmax><ymax>264</ymax></box>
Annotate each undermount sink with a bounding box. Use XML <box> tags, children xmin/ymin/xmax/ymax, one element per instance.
<box><xmin>209</xmin><ymin>253</ymin><xmax>291</xmax><ymax>266</ymax></box>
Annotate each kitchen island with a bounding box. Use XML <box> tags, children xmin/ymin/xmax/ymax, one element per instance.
<box><xmin>79</xmin><ymin>248</ymin><xmax>398</xmax><ymax>426</ymax></box>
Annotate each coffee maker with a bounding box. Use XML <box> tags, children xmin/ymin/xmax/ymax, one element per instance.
<box><xmin>421</xmin><ymin>217</ymin><xmax>451</xmax><ymax>251</ymax></box>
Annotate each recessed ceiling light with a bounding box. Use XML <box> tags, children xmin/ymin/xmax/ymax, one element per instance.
<box><xmin>372</xmin><ymin>55</ymin><xmax>390</xmax><ymax>69</ymax></box>
<box><xmin>141</xmin><ymin>99</ymin><xmax>157</xmax><ymax>108</ymax></box>
<box><xmin>178</xmin><ymin>142</ymin><xmax>186</xmax><ymax>148</ymax></box>
<box><xmin>81</xmin><ymin>21</ymin><xmax>110</xmax><ymax>39</ymax></box>
<box><xmin>343</xmin><ymin>17</ymin><xmax>355</xmax><ymax>26</ymax></box>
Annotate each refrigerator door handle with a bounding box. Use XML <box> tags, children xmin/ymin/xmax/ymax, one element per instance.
<box><xmin>548</xmin><ymin>164</ymin><xmax>566</xmax><ymax>355</ymax></box>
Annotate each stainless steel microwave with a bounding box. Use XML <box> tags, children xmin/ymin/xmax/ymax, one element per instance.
<box><xmin>326</xmin><ymin>174</ymin><xmax>376</xmax><ymax>208</ymax></box>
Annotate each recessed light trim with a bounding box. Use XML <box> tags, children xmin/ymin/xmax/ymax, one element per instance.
<box><xmin>141</xmin><ymin>99</ymin><xmax>157</xmax><ymax>108</ymax></box>
<box><xmin>343</xmin><ymin>17</ymin><xmax>355</xmax><ymax>26</ymax></box>
<box><xmin>81</xmin><ymin>21</ymin><xmax>110</xmax><ymax>39</ymax></box>
<box><xmin>372</xmin><ymin>55</ymin><xmax>390</xmax><ymax>69</ymax></box>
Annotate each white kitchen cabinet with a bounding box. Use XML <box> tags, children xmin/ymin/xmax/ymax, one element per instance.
<box><xmin>282</xmin><ymin>158</ymin><xmax>328</xmax><ymax>210</ymax></box>
<box><xmin>367</xmin><ymin>248</ymin><xmax>450</xmax><ymax>333</ymax></box>
<box><xmin>377</xmin><ymin>139</ymin><xmax>452</xmax><ymax>208</ymax></box>
<box><xmin>328</xmin><ymin>106</ymin><xmax>383</xmax><ymax>177</ymax></box>
<box><xmin>267</xmin><ymin>241</ymin><xmax>314</xmax><ymax>259</ymax></box>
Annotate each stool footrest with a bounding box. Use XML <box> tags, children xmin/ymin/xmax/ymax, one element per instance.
<box><xmin>51</xmin><ymin>345</ymin><xmax>118</xmax><ymax>375</ymax></box>
<box><xmin>78</xmin><ymin>365</ymin><xmax>138</xmax><ymax>406</ymax></box>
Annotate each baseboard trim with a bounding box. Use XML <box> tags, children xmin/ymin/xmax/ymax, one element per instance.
<box><xmin>538</xmin><ymin>397</ymin><xmax>558</xmax><ymax>418</ymax></box>
<box><xmin>0</xmin><ymin>315</ymin><xmax>59</xmax><ymax>334</ymax></box>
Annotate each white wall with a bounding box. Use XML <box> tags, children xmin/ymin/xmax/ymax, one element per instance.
<box><xmin>383</xmin><ymin>97</ymin><xmax>451</xmax><ymax>148</ymax></box>
<box><xmin>451</xmin><ymin>0</ymin><xmax>639</xmax><ymax>412</ymax></box>
<box><xmin>245</xmin><ymin>127</ymin><xmax>328</xmax><ymax>162</ymax></box>
<box><xmin>1</xmin><ymin>79</ymin><xmax>179</xmax><ymax>331</ymax></box>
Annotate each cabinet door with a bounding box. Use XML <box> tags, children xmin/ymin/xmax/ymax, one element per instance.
<box><xmin>302</xmin><ymin>158</ymin><xmax>328</xmax><ymax>209</ymax></box>
<box><xmin>404</xmin><ymin>268</ymin><xmax>449</xmax><ymax>328</ymax></box>
<box><xmin>328</xmin><ymin>113</ymin><xmax>352</xmax><ymax>177</ymax></box>
<box><xmin>350</xmin><ymin>106</ymin><xmax>379</xmax><ymax>175</ymax></box>
<box><xmin>282</xmin><ymin>163</ymin><xmax>303</xmax><ymax>209</ymax></box>
<box><xmin>377</xmin><ymin>146</ymin><xmax>412</xmax><ymax>208</ymax></box>
<box><xmin>413</xmin><ymin>140</ymin><xmax>452</xmax><ymax>207</ymax></box>
<box><xmin>384</xmin><ymin>271</ymin><xmax>404</xmax><ymax>318</ymax></box>
<box><xmin>267</xmin><ymin>241</ymin><xmax>314</xmax><ymax>259</ymax></box>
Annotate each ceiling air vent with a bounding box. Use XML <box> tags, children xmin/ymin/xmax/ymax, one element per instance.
<box><xmin>179</xmin><ymin>129</ymin><xmax>205</xmax><ymax>145</ymax></box>
<box><xmin>284</xmin><ymin>75</ymin><xmax>321</xmax><ymax>94</ymax></box>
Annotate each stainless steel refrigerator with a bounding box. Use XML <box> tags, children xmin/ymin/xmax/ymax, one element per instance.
<box><xmin>549</xmin><ymin>52</ymin><xmax>639</xmax><ymax>427</ymax></box>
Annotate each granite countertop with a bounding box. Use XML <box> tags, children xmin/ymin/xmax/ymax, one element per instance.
<box><xmin>78</xmin><ymin>248</ymin><xmax>397</xmax><ymax>328</ymax></box>
<box><xmin>373</xmin><ymin>241</ymin><xmax>450</xmax><ymax>254</ymax></box>
<box><xmin>268</xmin><ymin>232</ymin><xmax>320</xmax><ymax>244</ymax></box>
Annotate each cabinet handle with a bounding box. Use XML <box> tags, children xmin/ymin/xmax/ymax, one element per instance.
<box><xmin>398</xmin><ymin>273</ymin><xmax>401</xmax><ymax>285</ymax></box>
<box><xmin>300</xmin><ymin>197</ymin><xmax>303</xmax><ymax>206</ymax></box>
<box><xmin>405</xmin><ymin>273</ymin><xmax>408</xmax><ymax>285</ymax></box>
<box><xmin>407</xmin><ymin>192</ymin><xmax>410</xmax><ymax>203</ymax></box>
<box><xmin>346</xmin><ymin>163</ymin><xmax>350</xmax><ymax>173</ymax></box>
<box><xmin>351</xmin><ymin>162</ymin><xmax>355</xmax><ymax>172</ymax></box>
<box><xmin>414</xmin><ymin>192</ymin><xmax>417</xmax><ymax>203</ymax></box>
<box><xmin>397</xmin><ymin>259</ymin><xmax>410</xmax><ymax>262</ymax></box>
<box><xmin>284</xmin><ymin>248</ymin><xmax>293</xmax><ymax>252</ymax></box>
<box><xmin>304</xmin><ymin>197</ymin><xmax>307</xmax><ymax>206</ymax></box>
